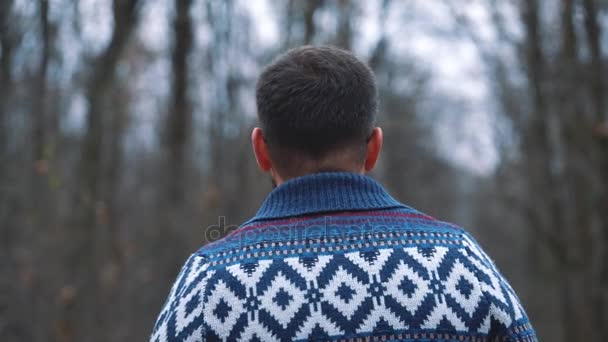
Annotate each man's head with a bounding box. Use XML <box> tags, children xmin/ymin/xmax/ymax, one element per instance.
<box><xmin>252</xmin><ymin>45</ymin><xmax>382</xmax><ymax>185</ymax></box>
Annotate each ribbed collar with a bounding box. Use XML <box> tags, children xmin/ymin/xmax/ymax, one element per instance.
<box><xmin>246</xmin><ymin>172</ymin><xmax>405</xmax><ymax>223</ymax></box>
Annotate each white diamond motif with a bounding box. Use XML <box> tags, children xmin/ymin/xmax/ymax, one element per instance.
<box><xmin>444</xmin><ymin>259</ymin><xmax>483</xmax><ymax>317</ymax></box>
<box><xmin>321</xmin><ymin>266</ymin><xmax>368</xmax><ymax>319</ymax></box>
<box><xmin>260</xmin><ymin>271</ymin><xmax>306</xmax><ymax>328</ymax></box>
<box><xmin>203</xmin><ymin>279</ymin><xmax>245</xmax><ymax>340</ymax></box>
<box><xmin>385</xmin><ymin>260</ymin><xmax>431</xmax><ymax>315</ymax></box>
<box><xmin>174</xmin><ymin>269</ymin><xmax>213</xmax><ymax>334</ymax></box>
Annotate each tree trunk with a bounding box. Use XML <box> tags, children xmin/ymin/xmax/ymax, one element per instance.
<box><xmin>166</xmin><ymin>0</ymin><xmax>193</xmax><ymax>204</ymax></box>
<box><xmin>33</xmin><ymin>0</ymin><xmax>49</xmax><ymax>163</ymax></box>
<box><xmin>582</xmin><ymin>0</ymin><xmax>608</xmax><ymax>339</ymax></box>
<box><xmin>73</xmin><ymin>1</ymin><xmax>140</xmax><ymax>340</ymax></box>
<box><xmin>520</xmin><ymin>1</ymin><xmax>577</xmax><ymax>340</ymax></box>
<box><xmin>0</xmin><ymin>0</ymin><xmax>15</xmax><ymax>176</ymax></box>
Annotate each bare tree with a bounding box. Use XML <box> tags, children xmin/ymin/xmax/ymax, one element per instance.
<box><xmin>32</xmin><ymin>0</ymin><xmax>50</xmax><ymax>164</ymax></box>
<box><xmin>166</xmin><ymin>0</ymin><xmax>193</xmax><ymax>204</ymax></box>
<box><xmin>582</xmin><ymin>0</ymin><xmax>608</xmax><ymax>338</ymax></box>
<box><xmin>0</xmin><ymin>0</ymin><xmax>16</xmax><ymax>176</ymax></box>
<box><xmin>72</xmin><ymin>0</ymin><xmax>142</xmax><ymax>340</ymax></box>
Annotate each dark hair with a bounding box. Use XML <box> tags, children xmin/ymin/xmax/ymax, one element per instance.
<box><xmin>256</xmin><ymin>46</ymin><xmax>378</xmax><ymax>174</ymax></box>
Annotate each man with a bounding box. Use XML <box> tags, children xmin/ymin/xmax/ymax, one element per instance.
<box><xmin>151</xmin><ymin>46</ymin><xmax>537</xmax><ymax>341</ymax></box>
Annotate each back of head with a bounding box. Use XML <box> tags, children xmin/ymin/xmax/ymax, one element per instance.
<box><xmin>255</xmin><ymin>46</ymin><xmax>378</xmax><ymax>178</ymax></box>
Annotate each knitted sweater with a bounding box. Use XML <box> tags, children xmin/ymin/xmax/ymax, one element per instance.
<box><xmin>150</xmin><ymin>172</ymin><xmax>537</xmax><ymax>342</ymax></box>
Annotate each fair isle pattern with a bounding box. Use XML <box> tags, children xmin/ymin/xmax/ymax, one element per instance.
<box><xmin>151</xmin><ymin>236</ymin><xmax>535</xmax><ymax>341</ymax></box>
<box><xmin>150</xmin><ymin>172</ymin><xmax>537</xmax><ymax>341</ymax></box>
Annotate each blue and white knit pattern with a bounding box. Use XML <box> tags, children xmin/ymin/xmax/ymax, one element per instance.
<box><xmin>150</xmin><ymin>173</ymin><xmax>537</xmax><ymax>342</ymax></box>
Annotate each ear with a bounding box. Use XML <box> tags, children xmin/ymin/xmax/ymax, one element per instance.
<box><xmin>364</xmin><ymin>127</ymin><xmax>383</xmax><ymax>172</ymax></box>
<box><xmin>251</xmin><ymin>127</ymin><xmax>273</xmax><ymax>172</ymax></box>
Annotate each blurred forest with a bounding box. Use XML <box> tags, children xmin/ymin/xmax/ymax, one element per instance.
<box><xmin>1</xmin><ymin>0</ymin><xmax>607</xmax><ymax>341</ymax></box>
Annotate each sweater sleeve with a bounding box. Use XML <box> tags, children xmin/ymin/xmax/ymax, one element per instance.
<box><xmin>150</xmin><ymin>253</ymin><xmax>210</xmax><ymax>342</ymax></box>
<box><xmin>461</xmin><ymin>232</ymin><xmax>538</xmax><ymax>341</ymax></box>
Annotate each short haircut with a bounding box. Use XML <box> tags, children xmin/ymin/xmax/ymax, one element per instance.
<box><xmin>256</xmin><ymin>46</ymin><xmax>378</xmax><ymax>175</ymax></box>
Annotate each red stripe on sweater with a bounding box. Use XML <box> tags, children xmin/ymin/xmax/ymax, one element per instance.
<box><xmin>224</xmin><ymin>211</ymin><xmax>458</xmax><ymax>239</ymax></box>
